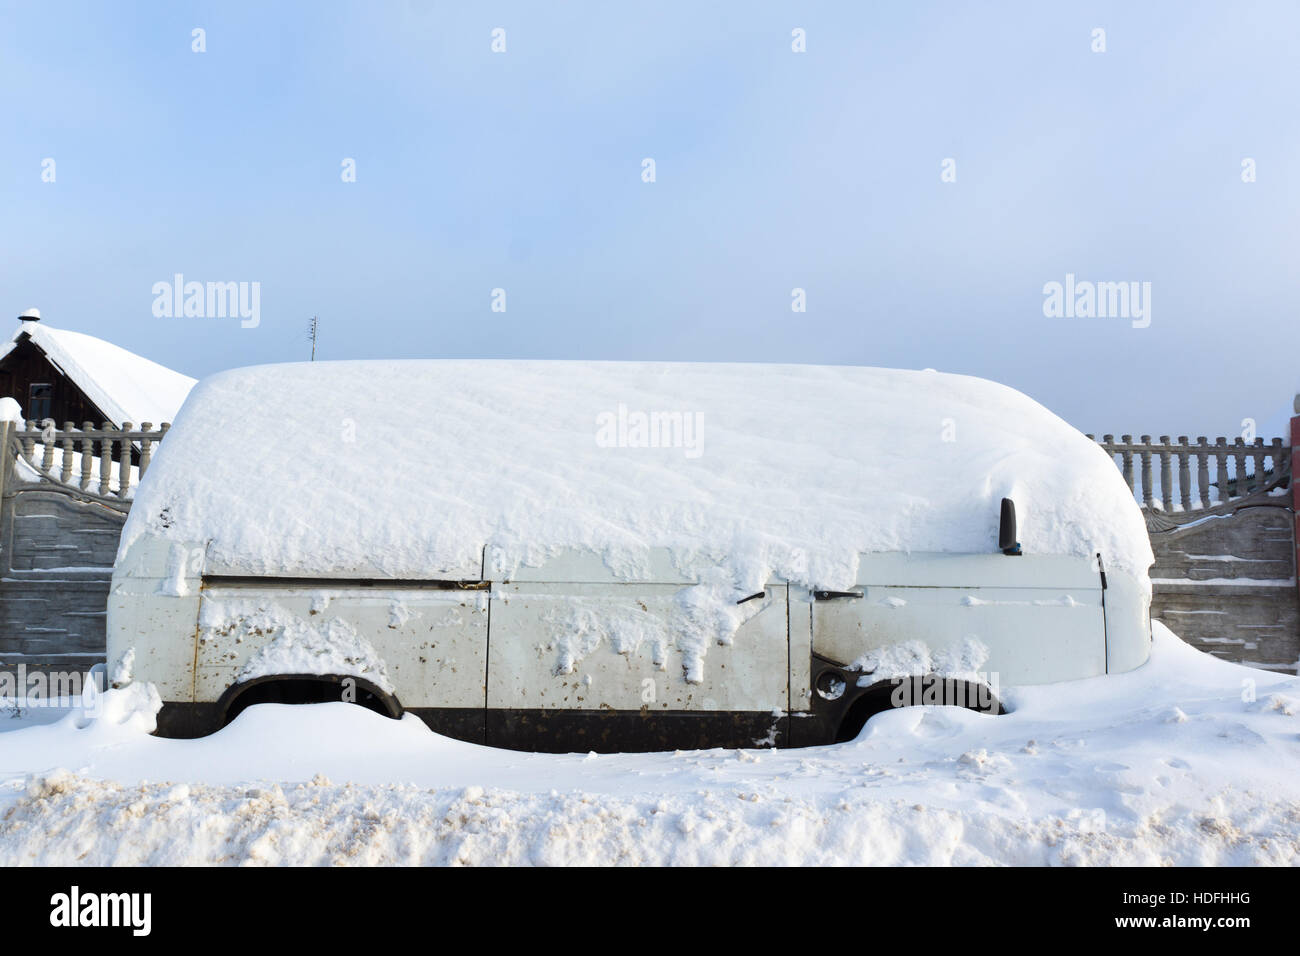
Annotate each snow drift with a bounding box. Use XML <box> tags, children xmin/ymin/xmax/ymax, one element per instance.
<box><xmin>1</xmin><ymin>625</ymin><xmax>1297</xmax><ymax>865</ymax></box>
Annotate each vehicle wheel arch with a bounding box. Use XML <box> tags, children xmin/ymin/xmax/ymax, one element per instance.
<box><xmin>833</xmin><ymin>674</ymin><xmax>1004</xmax><ymax>743</ymax></box>
<box><xmin>214</xmin><ymin>673</ymin><xmax>403</xmax><ymax>727</ymax></box>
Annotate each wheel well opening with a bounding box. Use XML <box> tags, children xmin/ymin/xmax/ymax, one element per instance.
<box><xmin>834</xmin><ymin>676</ymin><xmax>1003</xmax><ymax>743</ymax></box>
<box><xmin>220</xmin><ymin>675</ymin><xmax>401</xmax><ymax>727</ymax></box>
<box><xmin>834</xmin><ymin>683</ymin><xmax>900</xmax><ymax>743</ymax></box>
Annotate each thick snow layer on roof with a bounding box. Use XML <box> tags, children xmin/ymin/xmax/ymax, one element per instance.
<box><xmin>1</xmin><ymin>323</ymin><xmax>195</xmax><ymax>428</ymax></box>
<box><xmin>122</xmin><ymin>361</ymin><xmax>1153</xmax><ymax>588</ymax></box>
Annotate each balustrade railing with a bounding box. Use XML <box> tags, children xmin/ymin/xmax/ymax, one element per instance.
<box><xmin>1087</xmin><ymin>433</ymin><xmax>1289</xmax><ymax>513</ymax></box>
<box><xmin>1</xmin><ymin>419</ymin><xmax>171</xmax><ymax>501</ymax></box>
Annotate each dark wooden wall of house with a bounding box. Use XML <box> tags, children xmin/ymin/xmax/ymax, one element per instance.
<box><xmin>0</xmin><ymin>334</ymin><xmax>109</xmax><ymax>427</ymax></box>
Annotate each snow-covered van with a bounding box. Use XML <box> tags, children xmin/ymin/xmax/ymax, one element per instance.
<box><xmin>107</xmin><ymin>361</ymin><xmax>1153</xmax><ymax>751</ymax></box>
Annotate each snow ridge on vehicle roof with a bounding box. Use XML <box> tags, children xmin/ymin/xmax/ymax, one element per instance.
<box><xmin>121</xmin><ymin>360</ymin><xmax>1153</xmax><ymax>589</ymax></box>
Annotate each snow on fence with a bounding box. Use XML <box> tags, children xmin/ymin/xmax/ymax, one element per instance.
<box><xmin>1086</xmin><ymin>434</ymin><xmax>1289</xmax><ymax>514</ymax></box>
<box><xmin>2</xmin><ymin>420</ymin><xmax>171</xmax><ymax>501</ymax></box>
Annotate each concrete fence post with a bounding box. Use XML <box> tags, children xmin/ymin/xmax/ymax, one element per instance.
<box><xmin>1292</xmin><ymin>395</ymin><xmax>1300</xmax><ymax>603</ymax></box>
<box><xmin>0</xmin><ymin>419</ymin><xmax>12</xmax><ymax>503</ymax></box>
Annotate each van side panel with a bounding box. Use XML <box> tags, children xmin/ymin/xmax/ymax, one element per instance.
<box><xmin>106</xmin><ymin>537</ymin><xmax>204</xmax><ymax>702</ymax></box>
<box><xmin>1103</xmin><ymin>567</ymin><xmax>1152</xmax><ymax>674</ymax></box>
<box><xmin>813</xmin><ymin>586</ymin><xmax>1105</xmax><ymax>686</ymax></box>
<box><xmin>115</xmin><ymin>541</ymin><xmax>1151</xmax><ymax>749</ymax></box>
<box><xmin>811</xmin><ymin>553</ymin><xmax>1108</xmax><ymax>687</ymax></box>
<box><xmin>483</xmin><ymin>582</ymin><xmax>790</xmax><ymax>751</ymax></box>
<box><xmin>788</xmin><ymin>586</ymin><xmax>813</xmax><ymax>713</ymax></box>
<box><xmin>485</xmin><ymin>583</ymin><xmax>789</xmax><ymax>712</ymax></box>
<box><xmin>191</xmin><ymin>586</ymin><xmax>489</xmax><ymax>709</ymax></box>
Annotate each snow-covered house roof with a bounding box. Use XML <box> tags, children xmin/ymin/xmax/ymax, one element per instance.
<box><xmin>122</xmin><ymin>360</ymin><xmax>1155</xmax><ymax>588</ymax></box>
<box><xmin>0</xmin><ymin>320</ymin><xmax>196</xmax><ymax>427</ymax></box>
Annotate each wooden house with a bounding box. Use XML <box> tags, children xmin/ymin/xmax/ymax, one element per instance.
<box><xmin>0</xmin><ymin>309</ymin><xmax>196</xmax><ymax>429</ymax></box>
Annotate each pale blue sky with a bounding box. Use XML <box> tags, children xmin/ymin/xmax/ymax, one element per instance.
<box><xmin>2</xmin><ymin>1</ymin><xmax>1297</xmax><ymax>436</ymax></box>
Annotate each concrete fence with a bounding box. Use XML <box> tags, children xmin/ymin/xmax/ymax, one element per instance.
<box><xmin>0</xmin><ymin>420</ymin><xmax>171</xmax><ymax>671</ymax></box>
<box><xmin>1087</xmin><ymin>429</ymin><xmax>1297</xmax><ymax>672</ymax></box>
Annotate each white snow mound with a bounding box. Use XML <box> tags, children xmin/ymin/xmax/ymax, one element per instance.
<box><xmin>1</xmin><ymin>624</ymin><xmax>1298</xmax><ymax>865</ymax></box>
<box><xmin>121</xmin><ymin>361</ymin><xmax>1152</xmax><ymax>589</ymax></box>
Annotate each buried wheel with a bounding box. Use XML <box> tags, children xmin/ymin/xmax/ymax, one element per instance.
<box><xmin>217</xmin><ymin>674</ymin><xmax>403</xmax><ymax>728</ymax></box>
<box><xmin>834</xmin><ymin>674</ymin><xmax>1004</xmax><ymax>743</ymax></box>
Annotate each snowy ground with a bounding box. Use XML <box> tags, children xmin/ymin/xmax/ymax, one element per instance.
<box><xmin>0</xmin><ymin>623</ymin><xmax>1297</xmax><ymax>866</ymax></box>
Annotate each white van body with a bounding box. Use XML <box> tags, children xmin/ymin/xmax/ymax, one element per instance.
<box><xmin>107</xmin><ymin>361</ymin><xmax>1153</xmax><ymax>750</ymax></box>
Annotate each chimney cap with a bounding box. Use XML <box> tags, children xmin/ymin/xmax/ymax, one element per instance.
<box><xmin>18</xmin><ymin>308</ymin><xmax>40</xmax><ymax>323</ymax></box>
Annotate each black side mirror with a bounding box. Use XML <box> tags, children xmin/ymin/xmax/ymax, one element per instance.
<box><xmin>999</xmin><ymin>498</ymin><xmax>1022</xmax><ymax>556</ymax></box>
